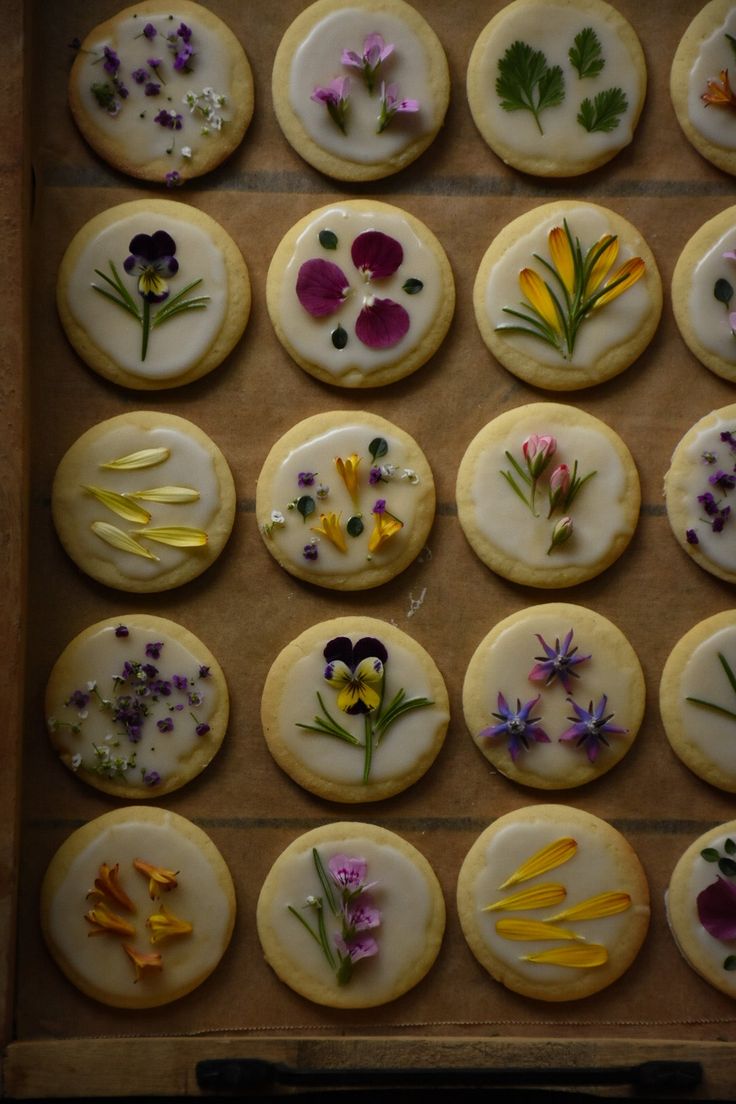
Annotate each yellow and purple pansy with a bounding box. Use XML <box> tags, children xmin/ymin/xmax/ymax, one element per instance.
<box><xmin>323</xmin><ymin>635</ymin><xmax>388</xmax><ymax>715</ymax></box>
<box><xmin>123</xmin><ymin>230</ymin><xmax>179</xmax><ymax>303</ymax></box>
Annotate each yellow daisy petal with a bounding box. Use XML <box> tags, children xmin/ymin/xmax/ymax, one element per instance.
<box><xmin>585</xmin><ymin>235</ymin><xmax>618</xmax><ymax>296</ymax></box>
<box><xmin>521</xmin><ymin>943</ymin><xmax>608</xmax><ymax>968</ymax></box>
<box><xmin>483</xmin><ymin>883</ymin><xmax>567</xmax><ymax>913</ymax></box>
<box><xmin>592</xmin><ymin>257</ymin><xmax>645</xmax><ymax>309</ymax></box>
<box><xmin>545</xmin><ymin>891</ymin><xmax>631</xmax><ymax>923</ymax></box>
<box><xmin>495</xmin><ymin>918</ymin><xmax>582</xmax><ymax>942</ymax></box>
<box><xmin>548</xmin><ymin>226</ymin><xmax>575</xmax><ymax>295</ymax></box>
<box><xmin>499</xmin><ymin>837</ymin><xmax>577</xmax><ymax>889</ymax></box>
<box><xmin>311</xmin><ymin>512</ymin><xmax>348</xmax><ymax>553</ymax></box>
<box><xmin>368</xmin><ymin>509</ymin><xmax>403</xmax><ymax>554</ymax></box>
<box><xmin>519</xmin><ymin>268</ymin><xmax>560</xmax><ymax>333</ymax></box>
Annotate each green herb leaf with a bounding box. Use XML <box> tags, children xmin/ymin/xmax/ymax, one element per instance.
<box><xmin>496</xmin><ymin>40</ymin><xmax>565</xmax><ymax>135</ymax></box>
<box><xmin>369</xmin><ymin>437</ymin><xmax>389</xmax><ymax>462</ymax></box>
<box><xmin>403</xmin><ymin>278</ymin><xmax>424</xmax><ymax>295</ymax></box>
<box><xmin>319</xmin><ymin>229</ymin><xmax>338</xmax><ymax>250</ymax></box>
<box><xmin>347</xmin><ymin>515</ymin><xmax>364</xmax><ymax>537</ymax></box>
<box><xmin>715</xmin><ymin>278</ymin><xmax>734</xmax><ymax>306</ymax></box>
<box><xmin>718</xmin><ymin>857</ymin><xmax>736</xmax><ymax>877</ymax></box>
<box><xmin>726</xmin><ymin>837</ymin><xmax>736</xmax><ymax>856</ymax></box>
<box><xmin>577</xmin><ymin>87</ymin><xmax>628</xmax><ymax>133</ymax></box>
<box><xmin>312</xmin><ymin>848</ymin><xmax>338</xmax><ymax>916</ymax></box>
<box><xmin>91</xmin><ymin>82</ymin><xmax>117</xmax><ymax>110</ymax></box>
<box><xmin>569</xmin><ymin>27</ymin><xmax>605</xmax><ymax>79</ymax></box>
<box><xmin>724</xmin><ymin>955</ymin><xmax>736</xmax><ymax>970</ymax></box>
<box><xmin>331</xmin><ymin>324</ymin><xmax>348</xmax><ymax>349</ymax></box>
<box><xmin>297</xmin><ymin>495</ymin><xmax>315</xmax><ymax>520</ymax></box>
<box><xmin>701</xmin><ymin>847</ymin><xmax>720</xmax><ymax>862</ymax></box>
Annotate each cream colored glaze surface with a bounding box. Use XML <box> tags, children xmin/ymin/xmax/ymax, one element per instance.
<box><xmin>474</xmin><ymin>7</ymin><xmax>641</xmax><ymax>159</ymax></box>
<box><xmin>266</xmin><ymin>425</ymin><xmax>424</xmax><ymax>576</ymax></box>
<box><xmin>471</xmin><ymin>423</ymin><xmax>628</xmax><ymax>568</ymax></box>
<box><xmin>470</xmin><ymin>819</ymin><xmax>644</xmax><ymax>985</ymax></box>
<box><xmin>264</xmin><ymin>837</ymin><xmax>432</xmax><ymax>1000</ymax></box>
<box><xmin>74</xmin><ymin>13</ymin><xmax>236</xmax><ymax>167</ymax></box>
<box><xmin>687</xmin><ymin>9</ymin><xmax>736</xmax><ymax>148</ymax></box>
<box><xmin>279</xmin><ymin>206</ymin><xmax>443</xmax><ymax>379</ymax></box>
<box><xmin>278</xmin><ymin>634</ymin><xmax>447</xmax><ymax>783</ymax></box>
<box><xmin>47</xmin><ymin>819</ymin><xmax>232</xmax><ymax>1001</ymax></box>
<box><xmin>678</xmin><ymin>625</ymin><xmax>736</xmax><ymax>775</ymax></box>
<box><xmin>680</xmin><ymin>830</ymin><xmax>736</xmax><ymax>992</ymax></box>
<box><xmin>472</xmin><ymin>610</ymin><xmax>637</xmax><ymax>783</ymax></box>
<box><xmin>67</xmin><ymin>214</ymin><xmax>227</xmax><ymax>379</ymax></box>
<box><xmin>289</xmin><ymin>9</ymin><xmax>433</xmax><ymax>164</ymax></box>
<box><xmin>688</xmin><ymin>225</ymin><xmax>736</xmax><ymax>361</ymax></box>
<box><xmin>47</xmin><ymin>622</ymin><xmax>219</xmax><ymax>786</ymax></box>
<box><xmin>68</xmin><ymin>424</ymin><xmax>220</xmax><ymax>581</ymax></box>
<box><xmin>678</xmin><ymin>414</ymin><xmax>736</xmax><ymax>572</ymax></box>
<box><xmin>487</xmin><ymin>207</ymin><xmax>651</xmax><ymax>367</ymax></box>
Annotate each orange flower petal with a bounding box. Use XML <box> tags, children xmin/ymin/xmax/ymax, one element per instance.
<box><xmin>592</xmin><ymin>257</ymin><xmax>645</xmax><ymax>309</ymax></box>
<box><xmin>519</xmin><ymin>268</ymin><xmax>560</xmax><ymax>333</ymax></box>
<box><xmin>133</xmin><ymin>858</ymin><xmax>179</xmax><ymax>899</ymax></box>
<box><xmin>499</xmin><ymin>837</ymin><xmax>577</xmax><ymax>889</ymax></box>
<box><xmin>123</xmin><ymin>943</ymin><xmax>163</xmax><ymax>982</ymax></box>
<box><xmin>585</xmin><ymin>235</ymin><xmax>618</xmax><ymax>296</ymax></box>
<box><xmin>367</xmin><ymin>509</ymin><xmax>403</xmax><ymax>554</ymax></box>
<box><xmin>310</xmin><ymin>511</ymin><xmax>348</xmax><ymax>553</ymax></box>
<box><xmin>93</xmin><ymin>862</ymin><xmax>135</xmax><ymax>912</ymax></box>
<box><xmin>146</xmin><ymin>903</ymin><xmax>194</xmax><ymax>944</ymax></box>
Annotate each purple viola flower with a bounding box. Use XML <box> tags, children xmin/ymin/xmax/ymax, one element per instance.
<box><xmin>686</xmin><ymin>528</ymin><xmax>699</xmax><ymax>545</ymax></box>
<box><xmin>341</xmin><ymin>32</ymin><xmax>394</xmax><ymax>93</ymax></box>
<box><xmin>142</xmin><ymin>663</ymin><xmax>158</xmax><ymax>679</ymax></box>
<box><xmin>311</xmin><ymin>76</ymin><xmax>350</xmax><ymax>134</ymax></box>
<box><xmin>559</xmin><ymin>694</ymin><xmax>627</xmax><ymax>763</ymax></box>
<box><xmin>355</xmin><ymin>296</ymin><xmax>410</xmax><ymax>349</ymax></box>
<box><xmin>177</xmin><ymin>22</ymin><xmax>192</xmax><ymax>42</ymax></box>
<box><xmin>372</xmin><ymin>498</ymin><xmax>386</xmax><ymax>514</ymax></box>
<box><xmin>303</xmin><ymin>543</ymin><xmax>318</xmax><ymax>560</ymax></box>
<box><xmin>698</xmin><ymin>491</ymin><xmax>719</xmax><ymax>516</ymax></box>
<box><xmin>369</xmin><ymin>466</ymin><xmax>382</xmax><ymax>484</ymax></box>
<box><xmin>709</xmin><ymin>469</ymin><xmax>736</xmax><ymax>493</ymax></box>
<box><xmin>298</xmin><ymin>471</ymin><xmax>316</xmax><ymax>487</ymax></box>
<box><xmin>296</xmin><ymin>258</ymin><xmax>351</xmax><ymax>317</ymax></box>
<box><xmin>697</xmin><ymin>876</ymin><xmax>736</xmax><ymax>941</ymax></box>
<box><xmin>165</xmin><ymin>170</ymin><xmax>183</xmax><ymax>188</ymax></box>
<box><xmin>145</xmin><ymin>641</ymin><xmax>163</xmax><ymax>659</ymax></box>
<box><xmin>198</xmin><ymin>665</ymin><xmax>211</xmax><ymax>679</ymax></box>
<box><xmin>143</xmin><ymin>769</ymin><xmax>161</xmax><ymax>786</ymax></box>
<box><xmin>323</xmin><ymin>636</ymin><xmax>388</xmax><ymax>715</ymax></box>
<box><xmin>174</xmin><ymin>42</ymin><xmax>194</xmax><ymax>71</ymax></box>
<box><xmin>714</xmin><ymin>506</ymin><xmax>732</xmax><ymax>532</ymax></box>
<box><xmin>103</xmin><ymin>46</ymin><xmax>120</xmax><ymax>74</ymax></box>
<box><xmin>377</xmin><ymin>81</ymin><xmax>419</xmax><ymax>133</ymax></box>
<box><xmin>528</xmin><ymin>629</ymin><xmax>591</xmax><ymax>693</ymax></box>
<box><xmin>479</xmin><ymin>692</ymin><xmax>550</xmax><ymax>762</ymax></box>
<box><xmin>115</xmin><ymin>624</ymin><xmax>129</xmax><ymax>638</ymax></box>
<box><xmin>351</xmin><ymin>230</ymin><xmax>404</xmax><ymax>280</ymax></box>
<box><xmin>195</xmin><ymin>721</ymin><xmax>210</xmax><ymax>737</ymax></box>
<box><xmin>124</xmin><ymin>231</ymin><xmax>178</xmax><ymax>303</ymax></box>
<box><xmin>721</xmin><ymin>430</ymin><xmax>736</xmax><ymax>450</ymax></box>
<box><xmin>143</xmin><ymin>22</ymin><xmax>157</xmax><ymax>39</ymax></box>
<box><xmin>172</xmin><ymin>674</ymin><xmax>188</xmax><ymax>691</ymax></box>
<box><xmin>131</xmin><ymin>67</ymin><xmax>148</xmax><ymax>84</ymax></box>
<box><xmin>67</xmin><ymin>689</ymin><xmax>90</xmax><ymax>710</ymax></box>
<box><xmin>328</xmin><ymin>854</ymin><xmax>374</xmax><ymax>893</ymax></box>
<box><xmin>156</xmin><ymin>717</ymin><xmax>174</xmax><ymax>733</ymax></box>
<box><xmin>145</xmin><ymin>81</ymin><xmax>161</xmax><ymax>96</ymax></box>
<box><xmin>147</xmin><ymin>56</ymin><xmax>163</xmax><ymax>70</ymax></box>
<box><xmin>154</xmin><ymin>108</ymin><xmax>183</xmax><ymax>130</ymax></box>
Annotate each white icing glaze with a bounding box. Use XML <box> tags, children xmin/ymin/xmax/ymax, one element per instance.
<box><xmin>289</xmin><ymin>9</ymin><xmax>434</xmax><ymax>164</ymax></box>
<box><xmin>678</xmin><ymin>625</ymin><xmax>736</xmax><ymax>778</ymax></box>
<box><xmin>680</xmin><ymin>830</ymin><xmax>736</xmax><ymax>993</ymax></box>
<box><xmin>677</xmin><ymin>413</ymin><xmax>736</xmax><ymax>572</ymax></box>
<box><xmin>687</xmin><ymin>8</ymin><xmax>736</xmax><ymax>149</ymax></box>
<box><xmin>264</xmin><ymin>837</ymin><xmax>433</xmax><ymax>1001</ymax></box>
<box><xmin>473</xmin><ymin>5</ymin><xmax>642</xmax><ymax>163</ymax></box>
<box><xmin>47</xmin><ymin>818</ymin><xmax>232</xmax><ymax>1001</ymax></box>
<box><xmin>74</xmin><ymin>12</ymin><xmax>237</xmax><ymax>169</ymax></box>
<box><xmin>66</xmin><ymin>213</ymin><xmax>228</xmax><ymax>379</ymax></box>
<box><xmin>279</xmin><ymin>206</ymin><xmax>443</xmax><ymax>381</ymax></box>
<box><xmin>277</xmin><ymin>632</ymin><xmax>447</xmax><ymax>784</ymax></box>
<box><xmin>470</xmin><ymin>818</ymin><xmax>644</xmax><ymax>985</ymax></box>
<box><xmin>67</xmin><ymin>423</ymin><xmax>221</xmax><ymax>581</ymax></box>
<box><xmin>688</xmin><ymin>224</ymin><xmax>736</xmax><ymax>362</ymax></box>
<box><xmin>472</xmin><ymin>609</ymin><xmax>638</xmax><ymax>783</ymax></box>
<box><xmin>47</xmin><ymin>622</ymin><xmax>220</xmax><ymax>788</ymax></box>
<box><xmin>266</xmin><ymin>424</ymin><xmax>425</xmax><ymax>577</ymax></box>
<box><xmin>487</xmin><ymin>206</ymin><xmax>651</xmax><ymax>368</ymax></box>
<box><xmin>470</xmin><ymin>420</ymin><xmax>629</xmax><ymax>569</ymax></box>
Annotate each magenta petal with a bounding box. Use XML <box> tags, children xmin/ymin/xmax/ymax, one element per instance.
<box><xmin>296</xmin><ymin>258</ymin><xmax>350</xmax><ymax>317</ymax></box>
<box><xmin>528</xmin><ymin>662</ymin><xmax>548</xmax><ymax>683</ymax></box>
<box><xmin>351</xmin><ymin>230</ymin><xmax>404</xmax><ymax>278</ymax></box>
<box><xmin>697</xmin><ymin>876</ymin><xmax>736</xmax><ymax>940</ymax></box>
<box><xmin>355</xmin><ymin>298</ymin><xmax>409</xmax><ymax>348</ymax></box>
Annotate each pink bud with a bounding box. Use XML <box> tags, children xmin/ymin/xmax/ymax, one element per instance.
<box><xmin>522</xmin><ymin>434</ymin><xmax>557</xmax><ymax>479</ymax></box>
<box><xmin>549</xmin><ymin>463</ymin><xmax>570</xmax><ymax>496</ymax></box>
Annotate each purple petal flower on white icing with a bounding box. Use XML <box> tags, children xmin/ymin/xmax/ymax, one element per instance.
<box><xmin>377</xmin><ymin>81</ymin><xmax>420</xmax><ymax>133</ymax></box>
<box><xmin>351</xmin><ymin>230</ymin><xmax>404</xmax><ymax>279</ymax></box>
<box><xmin>697</xmin><ymin>875</ymin><xmax>736</xmax><ymax>941</ymax></box>
<box><xmin>296</xmin><ymin>258</ymin><xmax>351</xmax><ymax>317</ymax></box>
<box><xmin>355</xmin><ymin>297</ymin><xmax>410</xmax><ymax>348</ymax></box>
<box><xmin>341</xmin><ymin>33</ymin><xmax>394</xmax><ymax>93</ymax></box>
<box><xmin>311</xmin><ymin>76</ymin><xmax>351</xmax><ymax>133</ymax></box>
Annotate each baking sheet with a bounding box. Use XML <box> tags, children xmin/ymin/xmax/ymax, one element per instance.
<box><xmin>15</xmin><ymin>0</ymin><xmax>736</xmax><ymax>1047</ymax></box>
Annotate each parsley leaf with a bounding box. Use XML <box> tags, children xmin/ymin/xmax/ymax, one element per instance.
<box><xmin>496</xmin><ymin>40</ymin><xmax>565</xmax><ymax>134</ymax></box>
<box><xmin>569</xmin><ymin>27</ymin><xmax>605</xmax><ymax>79</ymax></box>
<box><xmin>577</xmin><ymin>87</ymin><xmax>628</xmax><ymax>133</ymax></box>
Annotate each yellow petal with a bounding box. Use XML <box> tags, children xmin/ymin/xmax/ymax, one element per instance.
<box><xmin>335</xmin><ymin>453</ymin><xmax>361</xmax><ymax>503</ymax></box>
<box><xmin>127</xmin><ymin>485</ymin><xmax>200</xmax><ymax>503</ymax></box>
<box><xmin>367</xmin><ymin>510</ymin><xmax>403</xmax><ymax>554</ymax></box>
<box><xmin>483</xmin><ymin>883</ymin><xmax>567</xmax><ymax>913</ymax></box>
<box><xmin>545</xmin><ymin>890</ymin><xmax>631</xmax><ymax>923</ymax></box>
<box><xmin>521</xmin><ymin>943</ymin><xmax>608</xmax><ymax>968</ymax></box>
<box><xmin>499</xmin><ymin>837</ymin><xmax>577</xmax><ymax>889</ymax></box>
<box><xmin>519</xmin><ymin>268</ymin><xmax>560</xmax><ymax>332</ymax></box>
<box><xmin>548</xmin><ymin>226</ymin><xmax>575</xmax><ymax>294</ymax></box>
<box><xmin>85</xmin><ymin>901</ymin><xmax>136</xmax><ymax>937</ymax></box>
<box><xmin>100</xmin><ymin>448</ymin><xmax>170</xmax><ymax>470</ymax></box>
<box><xmin>134</xmin><ymin>526</ymin><xmax>208</xmax><ymax>547</ymax></box>
<box><xmin>311</xmin><ymin>512</ymin><xmax>348</xmax><ymax>553</ymax></box>
<box><xmin>91</xmin><ymin>861</ymin><xmax>136</xmax><ymax>912</ymax></box>
<box><xmin>134</xmin><ymin>858</ymin><xmax>178</xmax><ymax>899</ymax></box>
<box><xmin>123</xmin><ymin>943</ymin><xmax>163</xmax><ymax>982</ymax></box>
<box><xmin>592</xmin><ymin>257</ymin><xmax>645</xmax><ymax>309</ymax></box>
<box><xmin>146</xmin><ymin>903</ymin><xmax>193</xmax><ymax>944</ymax></box>
<box><xmin>495</xmin><ymin>918</ymin><xmax>582</xmax><ymax>942</ymax></box>
<box><xmin>91</xmin><ymin>521</ymin><xmax>159</xmax><ymax>560</ymax></box>
<box><xmin>83</xmin><ymin>485</ymin><xmax>152</xmax><ymax>524</ymax></box>
<box><xmin>585</xmin><ymin>235</ymin><xmax>618</xmax><ymax>296</ymax></box>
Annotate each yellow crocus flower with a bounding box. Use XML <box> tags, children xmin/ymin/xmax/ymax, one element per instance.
<box><xmin>368</xmin><ymin>507</ymin><xmax>403</xmax><ymax>553</ymax></box>
<box><xmin>311</xmin><ymin>512</ymin><xmax>348</xmax><ymax>553</ymax></box>
<box><xmin>519</xmin><ymin>268</ymin><xmax>561</xmax><ymax>333</ymax></box>
<box><xmin>335</xmin><ymin>453</ymin><xmax>361</xmax><ymax>503</ymax></box>
<box><xmin>593</xmin><ymin>257</ymin><xmax>645</xmax><ymax>309</ymax></box>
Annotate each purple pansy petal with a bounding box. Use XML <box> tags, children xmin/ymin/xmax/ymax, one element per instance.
<box><xmin>296</xmin><ymin>258</ymin><xmax>350</xmax><ymax>317</ymax></box>
<box><xmin>355</xmin><ymin>297</ymin><xmax>410</xmax><ymax>348</ymax></box>
<box><xmin>351</xmin><ymin>636</ymin><xmax>389</xmax><ymax>666</ymax></box>
<box><xmin>351</xmin><ymin>230</ymin><xmax>404</xmax><ymax>279</ymax></box>
<box><xmin>323</xmin><ymin>636</ymin><xmax>354</xmax><ymax>666</ymax></box>
<box><xmin>697</xmin><ymin>876</ymin><xmax>736</xmax><ymax>941</ymax></box>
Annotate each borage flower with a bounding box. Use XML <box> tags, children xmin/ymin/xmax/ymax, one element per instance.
<box><xmin>311</xmin><ymin>76</ymin><xmax>350</xmax><ymax>134</ymax></box>
<box><xmin>559</xmin><ymin>694</ymin><xmax>627</xmax><ymax>763</ymax></box>
<box><xmin>341</xmin><ymin>32</ymin><xmax>394</xmax><ymax>93</ymax></box>
<box><xmin>479</xmin><ymin>692</ymin><xmax>550</xmax><ymax>762</ymax></box>
<box><xmin>377</xmin><ymin>81</ymin><xmax>420</xmax><ymax>133</ymax></box>
<box><xmin>323</xmin><ymin>636</ymin><xmax>388</xmax><ymax>714</ymax></box>
<box><xmin>528</xmin><ymin>629</ymin><xmax>590</xmax><ymax>693</ymax></box>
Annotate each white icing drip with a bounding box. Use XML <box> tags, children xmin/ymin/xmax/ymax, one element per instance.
<box><xmin>279</xmin><ymin>207</ymin><xmax>443</xmax><ymax>380</ymax></box>
<box><xmin>688</xmin><ymin>224</ymin><xmax>736</xmax><ymax>362</ymax></box>
<box><xmin>681</xmin><ymin>830</ymin><xmax>736</xmax><ymax>992</ymax></box>
<box><xmin>679</xmin><ymin>415</ymin><xmax>736</xmax><ymax>571</ymax></box>
<box><xmin>487</xmin><ymin>207</ymin><xmax>651</xmax><ymax>368</ymax></box>
<box><xmin>67</xmin><ymin>213</ymin><xmax>228</xmax><ymax>379</ymax></box>
<box><xmin>687</xmin><ymin>9</ymin><xmax>736</xmax><ymax>148</ymax></box>
<box><xmin>470</xmin><ymin>421</ymin><xmax>629</xmax><ymax>568</ymax></box>
<box><xmin>679</xmin><ymin>625</ymin><xmax>736</xmax><ymax>778</ymax></box>
<box><xmin>288</xmin><ymin>9</ymin><xmax>434</xmax><ymax>164</ymax></box>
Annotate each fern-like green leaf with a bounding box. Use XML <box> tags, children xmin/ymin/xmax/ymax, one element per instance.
<box><xmin>569</xmin><ymin>27</ymin><xmax>605</xmax><ymax>79</ymax></box>
<box><xmin>577</xmin><ymin>87</ymin><xmax>628</xmax><ymax>133</ymax></box>
<box><xmin>496</xmin><ymin>40</ymin><xmax>565</xmax><ymax>134</ymax></box>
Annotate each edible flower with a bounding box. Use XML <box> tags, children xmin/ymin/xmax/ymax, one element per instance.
<box><xmin>528</xmin><ymin>629</ymin><xmax>590</xmax><ymax>693</ymax></box>
<box><xmin>335</xmin><ymin>453</ymin><xmax>361</xmax><ymax>502</ymax></box>
<box><xmin>123</xmin><ymin>231</ymin><xmax>178</xmax><ymax>303</ymax></box>
<box><xmin>559</xmin><ymin>694</ymin><xmax>627</xmax><ymax>763</ymax></box>
<box><xmin>367</xmin><ymin>504</ymin><xmax>404</xmax><ymax>553</ymax></box>
<box><xmin>482</xmin><ymin>883</ymin><xmax>566</xmax><ymax>913</ymax></box>
<box><xmin>547</xmin><ymin>226</ymin><xmax>575</xmax><ymax>294</ymax></box>
<box><xmin>323</xmin><ymin>635</ymin><xmax>388</xmax><ymax>714</ymax></box>
<box><xmin>697</xmin><ymin>876</ymin><xmax>736</xmax><ymax>941</ymax></box>
<box><xmin>377</xmin><ymin>81</ymin><xmax>420</xmax><ymax>133</ymax></box>
<box><xmin>519</xmin><ymin>268</ymin><xmax>561</xmax><ymax>334</ymax></box>
<box><xmin>352</xmin><ymin>230</ymin><xmax>404</xmax><ymax>280</ymax></box>
<box><xmin>146</xmin><ymin>903</ymin><xmax>194</xmax><ymax>944</ymax></box>
<box><xmin>84</xmin><ymin>901</ymin><xmax>136</xmax><ymax>937</ymax></box>
<box><xmin>592</xmin><ymin>256</ymin><xmax>646</xmax><ymax>310</ymax></box>
<box><xmin>328</xmin><ymin>853</ymin><xmax>375</xmax><ymax>895</ymax></box>
<box><xmin>311</xmin><ymin>76</ymin><xmax>351</xmax><ymax>133</ymax></box>
<box><xmin>341</xmin><ymin>32</ymin><xmax>394</xmax><ymax>93</ymax></box>
<box><xmin>296</xmin><ymin>258</ymin><xmax>351</xmax><ymax>316</ymax></box>
<box><xmin>123</xmin><ymin>943</ymin><xmax>163</xmax><ymax>982</ymax></box>
<box><xmin>521</xmin><ymin>944</ymin><xmax>608</xmax><ymax>968</ymax></box>
<box><xmin>499</xmin><ymin>837</ymin><xmax>577</xmax><ymax>889</ymax></box>
<box><xmin>133</xmin><ymin>858</ymin><xmax>178</xmax><ymax>899</ymax></box>
<box><xmin>342</xmin><ymin>894</ymin><xmax>381</xmax><ymax>933</ymax></box>
<box><xmin>523</xmin><ymin>433</ymin><xmax>557</xmax><ymax>479</ymax></box>
<box><xmin>547</xmin><ymin>515</ymin><xmax>573</xmax><ymax>554</ymax></box>
<box><xmin>311</xmin><ymin>511</ymin><xmax>348</xmax><ymax>553</ymax></box>
<box><xmin>91</xmin><ymin>861</ymin><xmax>135</xmax><ymax>912</ymax></box>
<box><xmin>479</xmin><ymin>692</ymin><xmax>550</xmax><ymax>762</ymax></box>
<box><xmin>702</xmin><ymin>69</ymin><xmax>736</xmax><ymax>111</ymax></box>
<box><xmin>495</xmin><ymin>917</ymin><xmax>581</xmax><ymax>942</ymax></box>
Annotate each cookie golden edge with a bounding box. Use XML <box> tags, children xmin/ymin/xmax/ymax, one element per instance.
<box><xmin>266</xmin><ymin>199</ymin><xmax>455</xmax><ymax>388</ymax></box>
<box><xmin>473</xmin><ymin>201</ymin><xmax>662</xmax><ymax>391</ymax></box>
<box><xmin>68</xmin><ymin>0</ymin><xmax>254</xmax><ymax>183</ymax></box>
<box><xmin>271</xmin><ymin>0</ymin><xmax>450</xmax><ymax>182</ymax></box>
<box><xmin>45</xmin><ymin>613</ymin><xmax>229</xmax><ymax>799</ymax></box>
<box><xmin>256</xmin><ymin>821</ymin><xmax>445</xmax><ymax>1008</ymax></box>
<box><xmin>261</xmin><ymin>615</ymin><xmax>449</xmax><ymax>801</ymax></box>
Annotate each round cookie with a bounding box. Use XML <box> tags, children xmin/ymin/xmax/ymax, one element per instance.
<box><xmin>57</xmin><ymin>199</ymin><xmax>250</xmax><ymax>391</ymax></box>
<box><xmin>456</xmin><ymin>805</ymin><xmax>650</xmax><ymax>1002</ymax></box>
<box><xmin>266</xmin><ymin>200</ymin><xmax>454</xmax><ymax>388</ymax></box>
<box><xmin>68</xmin><ymin>1</ymin><xmax>253</xmax><ymax>185</ymax></box>
<box><xmin>262</xmin><ymin>616</ymin><xmax>449</xmax><ymax>801</ymax></box>
<box><xmin>455</xmin><ymin>403</ymin><xmax>640</xmax><ymax>588</ymax></box>
<box><xmin>666</xmin><ymin>820</ymin><xmax>736</xmax><ymax>998</ymax></box>
<box><xmin>467</xmin><ymin>0</ymin><xmax>646</xmax><ymax>177</ymax></box>
<box><xmin>52</xmin><ymin>410</ymin><xmax>236</xmax><ymax>593</ymax></box>
<box><xmin>271</xmin><ymin>0</ymin><xmax>450</xmax><ymax>182</ymax></box>
<box><xmin>41</xmin><ymin>806</ymin><xmax>236</xmax><ymax>1008</ymax></box>
<box><xmin>256</xmin><ymin>410</ymin><xmax>435</xmax><ymax>591</ymax></box>
<box><xmin>45</xmin><ymin>614</ymin><xmax>228</xmax><ymax>799</ymax></box>
<box><xmin>473</xmin><ymin>201</ymin><xmax>662</xmax><ymax>391</ymax></box>
<box><xmin>670</xmin><ymin>0</ymin><xmax>736</xmax><ymax>177</ymax></box>
<box><xmin>256</xmin><ymin>821</ymin><xmax>444</xmax><ymax>1008</ymax></box>
<box><xmin>664</xmin><ymin>403</ymin><xmax>736</xmax><ymax>584</ymax></box>
<box><xmin>671</xmin><ymin>207</ymin><xmax>736</xmax><ymax>383</ymax></box>
<box><xmin>463</xmin><ymin>603</ymin><xmax>644</xmax><ymax>790</ymax></box>
<box><xmin>660</xmin><ymin>611</ymin><xmax>736</xmax><ymax>793</ymax></box>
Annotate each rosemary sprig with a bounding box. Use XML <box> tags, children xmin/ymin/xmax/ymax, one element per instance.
<box><xmin>686</xmin><ymin>652</ymin><xmax>736</xmax><ymax>721</ymax></box>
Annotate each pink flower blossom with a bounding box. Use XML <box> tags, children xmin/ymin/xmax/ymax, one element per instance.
<box><xmin>697</xmin><ymin>876</ymin><xmax>736</xmax><ymax>941</ymax></box>
<box><xmin>351</xmin><ymin>230</ymin><xmax>404</xmax><ymax>279</ymax></box>
<box><xmin>377</xmin><ymin>81</ymin><xmax>420</xmax><ymax>133</ymax></box>
<box><xmin>341</xmin><ymin>32</ymin><xmax>394</xmax><ymax>93</ymax></box>
<box><xmin>334</xmin><ymin>933</ymin><xmax>379</xmax><ymax>962</ymax></box>
<box><xmin>522</xmin><ymin>433</ymin><xmax>557</xmax><ymax>478</ymax></box>
<box><xmin>296</xmin><ymin>258</ymin><xmax>350</xmax><ymax>316</ymax></box>
<box><xmin>355</xmin><ymin>297</ymin><xmax>410</xmax><ymax>348</ymax></box>
<box><xmin>311</xmin><ymin>76</ymin><xmax>350</xmax><ymax>133</ymax></box>
<box><xmin>343</xmin><ymin>894</ymin><xmax>381</xmax><ymax>933</ymax></box>
<box><xmin>328</xmin><ymin>854</ymin><xmax>370</xmax><ymax>892</ymax></box>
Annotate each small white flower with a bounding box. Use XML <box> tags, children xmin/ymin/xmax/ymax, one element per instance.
<box><xmin>70</xmin><ymin>753</ymin><xmax>82</xmax><ymax>771</ymax></box>
<box><xmin>47</xmin><ymin>716</ymin><xmax>57</xmax><ymax>731</ymax></box>
<box><xmin>401</xmin><ymin>467</ymin><xmax>419</xmax><ymax>484</ymax></box>
<box><xmin>181</xmin><ymin>145</ymin><xmax>192</xmax><ymax>159</ymax></box>
<box><xmin>380</xmin><ymin>463</ymin><xmax>397</xmax><ymax>480</ymax></box>
<box><xmin>86</xmin><ymin>680</ymin><xmax>97</xmax><ymax>691</ymax></box>
<box><xmin>270</xmin><ymin>510</ymin><xmax>286</xmax><ymax>526</ymax></box>
<box><xmin>316</xmin><ymin>484</ymin><xmax>330</xmax><ymax>498</ymax></box>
